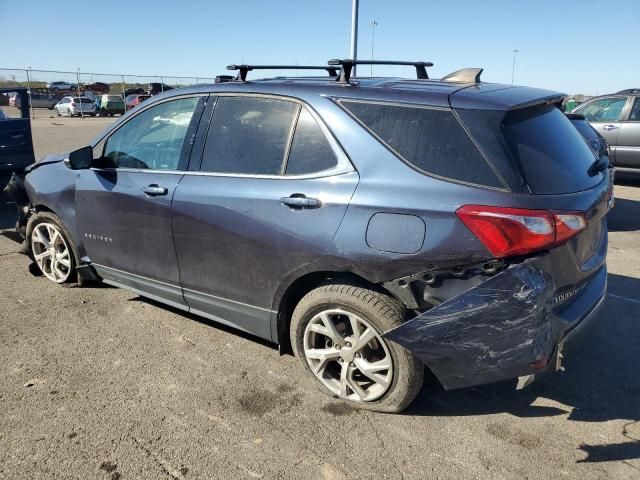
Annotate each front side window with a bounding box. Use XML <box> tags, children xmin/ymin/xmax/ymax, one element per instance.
<box><xmin>340</xmin><ymin>100</ymin><xmax>503</xmax><ymax>188</ymax></box>
<box><xmin>201</xmin><ymin>97</ymin><xmax>298</xmax><ymax>175</ymax></box>
<box><xmin>102</xmin><ymin>97</ymin><xmax>200</xmax><ymax>170</ymax></box>
<box><xmin>574</xmin><ymin>97</ymin><xmax>628</xmax><ymax>122</ymax></box>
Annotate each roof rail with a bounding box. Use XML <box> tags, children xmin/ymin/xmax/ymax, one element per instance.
<box><xmin>617</xmin><ymin>88</ymin><xmax>640</xmax><ymax>94</ymax></box>
<box><xmin>441</xmin><ymin>68</ymin><xmax>483</xmax><ymax>83</ymax></box>
<box><xmin>328</xmin><ymin>59</ymin><xmax>434</xmax><ymax>83</ymax></box>
<box><xmin>225</xmin><ymin>64</ymin><xmax>339</xmax><ymax>82</ymax></box>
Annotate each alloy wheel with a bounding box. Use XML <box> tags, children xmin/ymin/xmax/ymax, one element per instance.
<box><xmin>31</xmin><ymin>223</ymin><xmax>72</xmax><ymax>283</ymax></box>
<box><xmin>303</xmin><ymin>308</ymin><xmax>393</xmax><ymax>402</ymax></box>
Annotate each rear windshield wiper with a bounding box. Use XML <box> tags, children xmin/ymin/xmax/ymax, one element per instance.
<box><xmin>587</xmin><ymin>156</ymin><xmax>609</xmax><ymax>177</ymax></box>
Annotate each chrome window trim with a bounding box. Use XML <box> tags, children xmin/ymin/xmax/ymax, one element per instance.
<box><xmin>90</xmin><ymin>91</ymin><xmax>354</xmax><ymax>180</ymax></box>
<box><xmin>89</xmin><ymin>165</ymin><xmax>354</xmax><ymax>180</ymax></box>
<box><xmin>333</xmin><ymin>97</ymin><xmax>510</xmax><ymax>192</ymax></box>
<box><xmin>205</xmin><ymin>92</ymin><xmax>354</xmax><ymax>177</ymax></box>
<box><xmin>91</xmin><ymin>92</ymin><xmax>211</xmax><ymax>147</ymax></box>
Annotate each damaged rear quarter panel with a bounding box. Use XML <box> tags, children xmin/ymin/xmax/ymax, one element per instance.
<box><xmin>384</xmin><ymin>260</ymin><xmax>556</xmax><ymax>390</ymax></box>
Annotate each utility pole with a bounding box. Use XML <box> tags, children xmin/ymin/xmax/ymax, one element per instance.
<box><xmin>511</xmin><ymin>49</ymin><xmax>519</xmax><ymax>84</ymax></box>
<box><xmin>350</xmin><ymin>0</ymin><xmax>359</xmax><ymax>77</ymax></box>
<box><xmin>369</xmin><ymin>20</ymin><xmax>378</xmax><ymax>77</ymax></box>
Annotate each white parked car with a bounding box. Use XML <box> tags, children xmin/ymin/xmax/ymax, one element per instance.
<box><xmin>54</xmin><ymin>97</ymin><xmax>97</xmax><ymax>117</ymax></box>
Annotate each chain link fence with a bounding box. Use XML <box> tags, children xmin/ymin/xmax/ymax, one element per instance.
<box><xmin>0</xmin><ymin>68</ymin><xmax>215</xmax><ymax>119</ymax></box>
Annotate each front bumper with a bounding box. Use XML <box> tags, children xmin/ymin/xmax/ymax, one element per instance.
<box><xmin>383</xmin><ymin>258</ymin><xmax>607</xmax><ymax>390</ymax></box>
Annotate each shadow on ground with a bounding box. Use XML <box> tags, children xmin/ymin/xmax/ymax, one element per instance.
<box><xmin>609</xmin><ymin>196</ymin><xmax>640</xmax><ymax>232</ymax></box>
<box><xmin>404</xmin><ymin>272</ymin><xmax>640</xmax><ymax>462</ymax></box>
<box><xmin>614</xmin><ymin>170</ymin><xmax>640</xmax><ymax>188</ymax></box>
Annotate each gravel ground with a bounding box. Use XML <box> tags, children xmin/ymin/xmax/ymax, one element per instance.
<box><xmin>0</xmin><ymin>120</ymin><xmax>639</xmax><ymax>480</ymax></box>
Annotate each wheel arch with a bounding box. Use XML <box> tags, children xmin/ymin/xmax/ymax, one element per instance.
<box><xmin>275</xmin><ymin>270</ymin><xmax>395</xmax><ymax>354</ymax></box>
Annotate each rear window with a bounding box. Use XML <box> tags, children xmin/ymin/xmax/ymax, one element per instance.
<box><xmin>108</xmin><ymin>96</ymin><xmax>123</xmax><ymax>102</ymax></box>
<box><xmin>340</xmin><ymin>100</ymin><xmax>503</xmax><ymax>188</ymax></box>
<box><xmin>501</xmin><ymin>105</ymin><xmax>601</xmax><ymax>194</ymax></box>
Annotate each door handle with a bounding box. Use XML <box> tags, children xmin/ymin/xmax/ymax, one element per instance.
<box><xmin>142</xmin><ymin>184</ymin><xmax>168</xmax><ymax>196</ymax></box>
<box><xmin>280</xmin><ymin>194</ymin><xmax>322</xmax><ymax>209</ymax></box>
<box><xmin>603</xmin><ymin>124</ymin><xmax>619</xmax><ymax>131</ymax></box>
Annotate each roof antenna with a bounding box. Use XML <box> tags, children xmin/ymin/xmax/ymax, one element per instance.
<box><xmin>441</xmin><ymin>68</ymin><xmax>483</xmax><ymax>83</ymax></box>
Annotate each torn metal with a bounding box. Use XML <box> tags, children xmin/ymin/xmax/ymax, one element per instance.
<box><xmin>384</xmin><ymin>260</ymin><xmax>557</xmax><ymax>390</ymax></box>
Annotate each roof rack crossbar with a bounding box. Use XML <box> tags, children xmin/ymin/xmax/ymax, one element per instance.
<box><xmin>328</xmin><ymin>59</ymin><xmax>434</xmax><ymax>83</ymax></box>
<box><xmin>225</xmin><ymin>64</ymin><xmax>339</xmax><ymax>81</ymax></box>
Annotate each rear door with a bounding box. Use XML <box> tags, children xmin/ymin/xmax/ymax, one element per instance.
<box><xmin>171</xmin><ymin>95</ymin><xmax>358</xmax><ymax>340</ymax></box>
<box><xmin>75</xmin><ymin>95</ymin><xmax>206</xmax><ymax>308</ymax></box>
<box><xmin>573</xmin><ymin>96</ymin><xmax>630</xmax><ymax>161</ymax></box>
<box><xmin>616</xmin><ymin>96</ymin><xmax>640</xmax><ymax>168</ymax></box>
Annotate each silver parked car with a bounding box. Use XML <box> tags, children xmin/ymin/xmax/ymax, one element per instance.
<box><xmin>572</xmin><ymin>90</ymin><xmax>640</xmax><ymax>171</ymax></box>
<box><xmin>54</xmin><ymin>96</ymin><xmax>97</xmax><ymax>117</ymax></box>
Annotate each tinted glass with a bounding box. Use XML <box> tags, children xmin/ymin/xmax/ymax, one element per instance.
<box><xmin>75</xmin><ymin>97</ymin><xmax>94</xmax><ymax>104</ymax></box>
<box><xmin>102</xmin><ymin>97</ymin><xmax>199</xmax><ymax>170</ymax></box>
<box><xmin>341</xmin><ymin>101</ymin><xmax>502</xmax><ymax>188</ymax></box>
<box><xmin>629</xmin><ymin>98</ymin><xmax>640</xmax><ymax>121</ymax></box>
<box><xmin>201</xmin><ymin>97</ymin><xmax>298</xmax><ymax>175</ymax></box>
<box><xmin>574</xmin><ymin>97</ymin><xmax>627</xmax><ymax>122</ymax></box>
<box><xmin>286</xmin><ymin>108</ymin><xmax>338</xmax><ymax>175</ymax></box>
<box><xmin>502</xmin><ymin>104</ymin><xmax>601</xmax><ymax>194</ymax></box>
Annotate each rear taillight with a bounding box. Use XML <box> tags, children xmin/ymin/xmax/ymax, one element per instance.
<box><xmin>70</xmin><ymin>102</ymin><xmax>76</xmax><ymax>106</ymax></box>
<box><xmin>456</xmin><ymin>205</ymin><xmax>587</xmax><ymax>258</ymax></box>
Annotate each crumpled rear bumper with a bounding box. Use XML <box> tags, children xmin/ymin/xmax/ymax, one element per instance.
<box><xmin>383</xmin><ymin>258</ymin><xmax>606</xmax><ymax>390</ymax></box>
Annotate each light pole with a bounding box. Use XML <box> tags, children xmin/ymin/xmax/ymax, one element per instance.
<box><xmin>369</xmin><ymin>20</ymin><xmax>378</xmax><ymax>77</ymax></box>
<box><xmin>350</xmin><ymin>0</ymin><xmax>359</xmax><ymax>76</ymax></box>
<box><xmin>511</xmin><ymin>49</ymin><xmax>519</xmax><ymax>84</ymax></box>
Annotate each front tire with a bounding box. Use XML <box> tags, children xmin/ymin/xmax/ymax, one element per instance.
<box><xmin>291</xmin><ymin>283</ymin><xmax>423</xmax><ymax>413</ymax></box>
<box><xmin>27</xmin><ymin>212</ymin><xmax>78</xmax><ymax>284</ymax></box>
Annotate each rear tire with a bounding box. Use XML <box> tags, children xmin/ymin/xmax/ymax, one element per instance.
<box><xmin>291</xmin><ymin>282</ymin><xmax>423</xmax><ymax>413</ymax></box>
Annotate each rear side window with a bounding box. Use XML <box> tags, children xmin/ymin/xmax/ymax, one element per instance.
<box><xmin>285</xmin><ymin>108</ymin><xmax>338</xmax><ymax>175</ymax></box>
<box><xmin>501</xmin><ymin>104</ymin><xmax>600</xmax><ymax>194</ymax></box>
<box><xmin>201</xmin><ymin>97</ymin><xmax>298</xmax><ymax>175</ymax></box>
<box><xmin>340</xmin><ymin>101</ymin><xmax>503</xmax><ymax>188</ymax></box>
<box><xmin>573</xmin><ymin>97</ymin><xmax>627</xmax><ymax>122</ymax></box>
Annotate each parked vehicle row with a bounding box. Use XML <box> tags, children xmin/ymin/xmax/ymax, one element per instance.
<box><xmin>571</xmin><ymin>89</ymin><xmax>640</xmax><ymax>171</ymax></box>
<box><xmin>54</xmin><ymin>97</ymin><xmax>97</xmax><ymax>117</ymax></box>
<box><xmin>4</xmin><ymin>60</ymin><xmax>613</xmax><ymax>413</ymax></box>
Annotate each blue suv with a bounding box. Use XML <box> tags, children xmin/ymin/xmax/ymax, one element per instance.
<box><xmin>5</xmin><ymin>60</ymin><xmax>613</xmax><ymax>412</ymax></box>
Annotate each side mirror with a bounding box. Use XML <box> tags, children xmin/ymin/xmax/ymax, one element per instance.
<box><xmin>67</xmin><ymin>146</ymin><xmax>93</xmax><ymax>170</ymax></box>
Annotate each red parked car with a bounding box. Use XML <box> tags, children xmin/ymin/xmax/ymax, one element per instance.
<box><xmin>124</xmin><ymin>93</ymin><xmax>151</xmax><ymax>111</ymax></box>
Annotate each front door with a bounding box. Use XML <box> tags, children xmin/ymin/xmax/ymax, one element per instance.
<box><xmin>574</xmin><ymin>95</ymin><xmax>629</xmax><ymax>162</ymax></box>
<box><xmin>171</xmin><ymin>95</ymin><xmax>359</xmax><ymax>340</ymax></box>
<box><xmin>75</xmin><ymin>95</ymin><xmax>206</xmax><ymax>308</ymax></box>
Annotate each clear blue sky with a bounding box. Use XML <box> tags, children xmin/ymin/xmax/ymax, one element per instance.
<box><xmin>2</xmin><ymin>0</ymin><xmax>638</xmax><ymax>95</ymax></box>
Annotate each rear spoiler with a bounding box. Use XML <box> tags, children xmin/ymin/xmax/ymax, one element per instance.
<box><xmin>449</xmin><ymin>85</ymin><xmax>566</xmax><ymax>111</ymax></box>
